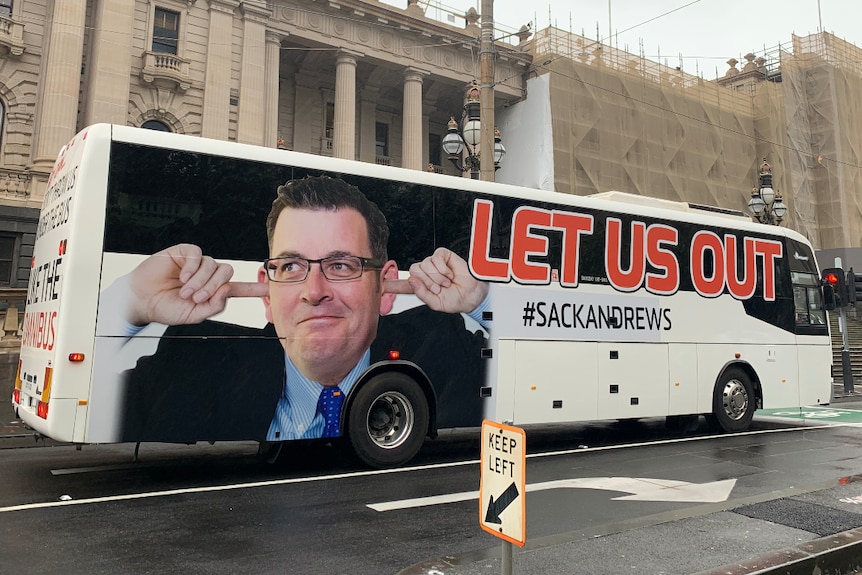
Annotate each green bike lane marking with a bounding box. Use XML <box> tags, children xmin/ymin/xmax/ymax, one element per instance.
<box><xmin>758</xmin><ymin>405</ymin><xmax>862</xmax><ymax>423</ymax></box>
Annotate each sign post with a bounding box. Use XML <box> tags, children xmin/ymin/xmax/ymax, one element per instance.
<box><xmin>480</xmin><ymin>420</ymin><xmax>526</xmax><ymax>573</ymax></box>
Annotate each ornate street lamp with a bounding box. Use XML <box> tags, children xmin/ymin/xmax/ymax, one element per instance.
<box><xmin>442</xmin><ymin>81</ymin><xmax>505</xmax><ymax>179</ymax></box>
<box><xmin>747</xmin><ymin>159</ymin><xmax>787</xmax><ymax>225</ymax></box>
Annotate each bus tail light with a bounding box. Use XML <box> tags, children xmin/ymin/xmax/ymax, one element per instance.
<box><xmin>14</xmin><ymin>359</ymin><xmax>22</xmax><ymax>390</ymax></box>
<box><xmin>37</xmin><ymin>366</ymin><xmax>54</xmax><ymax>419</ymax></box>
<box><xmin>12</xmin><ymin>388</ymin><xmax>20</xmax><ymax>404</ymax></box>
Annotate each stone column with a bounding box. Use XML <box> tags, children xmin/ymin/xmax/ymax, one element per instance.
<box><xmin>333</xmin><ymin>51</ymin><xmax>362</xmax><ymax>161</ymax></box>
<box><xmin>236</xmin><ymin>2</ymin><xmax>270</xmax><ymax>145</ymax></box>
<box><xmin>201</xmin><ymin>0</ymin><xmax>240</xmax><ymax>140</ymax></box>
<box><xmin>264</xmin><ymin>32</ymin><xmax>283</xmax><ymax>148</ymax></box>
<box><xmin>81</xmin><ymin>0</ymin><xmax>134</xmax><ymax>127</ymax></box>
<box><xmin>32</xmin><ymin>0</ymin><xmax>87</xmax><ymax>171</ymax></box>
<box><xmin>401</xmin><ymin>67</ymin><xmax>428</xmax><ymax>171</ymax></box>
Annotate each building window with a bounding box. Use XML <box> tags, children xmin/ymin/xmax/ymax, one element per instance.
<box><xmin>142</xmin><ymin>120</ymin><xmax>171</xmax><ymax>132</ymax></box>
<box><xmin>324</xmin><ymin>103</ymin><xmax>335</xmax><ymax>139</ymax></box>
<box><xmin>0</xmin><ymin>235</ymin><xmax>15</xmax><ymax>287</ymax></box>
<box><xmin>152</xmin><ymin>7</ymin><xmax>179</xmax><ymax>54</ymax></box>
<box><xmin>0</xmin><ymin>1</ymin><xmax>11</xmax><ymax>18</ymax></box>
<box><xmin>375</xmin><ymin>122</ymin><xmax>389</xmax><ymax>158</ymax></box>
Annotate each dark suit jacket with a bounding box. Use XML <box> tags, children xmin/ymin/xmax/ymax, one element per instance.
<box><xmin>119</xmin><ymin>306</ymin><xmax>486</xmax><ymax>442</ymax></box>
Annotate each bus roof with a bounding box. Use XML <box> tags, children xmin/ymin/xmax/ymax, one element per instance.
<box><xmin>589</xmin><ymin>191</ymin><xmax>751</xmax><ymax>221</ymax></box>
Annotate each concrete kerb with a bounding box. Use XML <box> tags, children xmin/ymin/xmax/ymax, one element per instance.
<box><xmin>690</xmin><ymin>528</ymin><xmax>862</xmax><ymax>575</ymax></box>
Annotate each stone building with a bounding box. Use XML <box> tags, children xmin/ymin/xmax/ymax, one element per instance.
<box><xmin>2</xmin><ymin>1</ymin><xmax>862</xmax><ymax>288</ymax></box>
<box><xmin>0</xmin><ymin>0</ymin><xmax>532</xmax><ymax>291</ymax></box>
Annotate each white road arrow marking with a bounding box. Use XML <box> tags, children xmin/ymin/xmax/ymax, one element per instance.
<box><xmin>367</xmin><ymin>476</ymin><xmax>736</xmax><ymax>512</ymax></box>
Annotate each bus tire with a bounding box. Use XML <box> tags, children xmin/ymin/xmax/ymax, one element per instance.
<box><xmin>347</xmin><ymin>372</ymin><xmax>429</xmax><ymax>469</ymax></box>
<box><xmin>709</xmin><ymin>367</ymin><xmax>755</xmax><ymax>432</ymax></box>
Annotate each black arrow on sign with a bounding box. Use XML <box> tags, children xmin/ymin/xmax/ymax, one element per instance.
<box><xmin>484</xmin><ymin>482</ymin><xmax>519</xmax><ymax>524</ymax></box>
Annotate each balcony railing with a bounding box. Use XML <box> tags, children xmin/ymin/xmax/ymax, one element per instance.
<box><xmin>141</xmin><ymin>51</ymin><xmax>191</xmax><ymax>92</ymax></box>
<box><xmin>0</xmin><ymin>289</ymin><xmax>26</xmax><ymax>348</ymax></box>
<box><xmin>0</xmin><ymin>14</ymin><xmax>24</xmax><ymax>56</ymax></box>
<box><xmin>0</xmin><ymin>169</ymin><xmax>31</xmax><ymax>200</ymax></box>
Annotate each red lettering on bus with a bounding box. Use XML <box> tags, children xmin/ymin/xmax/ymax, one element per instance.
<box><xmin>469</xmin><ymin>199</ymin><xmax>782</xmax><ymax>302</ymax></box>
<box><xmin>691</xmin><ymin>231</ymin><xmax>725</xmax><ymax>297</ymax></box>
<box><xmin>754</xmin><ymin>238</ymin><xmax>782</xmax><ymax>301</ymax></box>
<box><xmin>469</xmin><ymin>199</ymin><xmax>510</xmax><ymax>281</ymax></box>
<box><xmin>21</xmin><ymin>310</ymin><xmax>57</xmax><ymax>351</ymax></box>
<box><xmin>645</xmin><ymin>224</ymin><xmax>680</xmax><ymax>295</ymax></box>
<box><xmin>511</xmin><ymin>207</ymin><xmax>552</xmax><ymax>284</ymax></box>
<box><xmin>724</xmin><ymin>235</ymin><xmax>757</xmax><ymax>300</ymax></box>
<box><xmin>552</xmin><ymin>211</ymin><xmax>593</xmax><ymax>287</ymax></box>
<box><xmin>606</xmin><ymin>218</ymin><xmax>646</xmax><ymax>292</ymax></box>
<box><xmin>691</xmin><ymin>234</ymin><xmax>782</xmax><ymax>300</ymax></box>
<box><xmin>49</xmin><ymin>311</ymin><xmax>56</xmax><ymax>350</ymax></box>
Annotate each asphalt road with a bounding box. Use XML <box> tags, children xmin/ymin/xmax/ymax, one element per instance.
<box><xmin>3</xmin><ymin>408</ymin><xmax>862</xmax><ymax>575</ymax></box>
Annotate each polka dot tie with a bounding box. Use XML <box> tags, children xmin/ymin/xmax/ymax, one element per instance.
<box><xmin>317</xmin><ymin>387</ymin><xmax>344</xmax><ymax>438</ymax></box>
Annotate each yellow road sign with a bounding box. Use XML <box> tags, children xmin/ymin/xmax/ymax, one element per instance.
<box><xmin>479</xmin><ymin>419</ymin><xmax>526</xmax><ymax>546</ymax></box>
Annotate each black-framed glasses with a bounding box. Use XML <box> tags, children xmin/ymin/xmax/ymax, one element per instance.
<box><xmin>264</xmin><ymin>256</ymin><xmax>385</xmax><ymax>283</ymax></box>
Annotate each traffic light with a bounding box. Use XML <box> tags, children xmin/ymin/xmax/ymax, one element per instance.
<box><xmin>822</xmin><ymin>267</ymin><xmax>846</xmax><ymax>309</ymax></box>
<box><xmin>848</xmin><ymin>268</ymin><xmax>862</xmax><ymax>306</ymax></box>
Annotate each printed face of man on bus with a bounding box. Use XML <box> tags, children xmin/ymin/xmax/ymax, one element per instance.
<box><xmin>257</xmin><ymin>177</ymin><xmax>398</xmax><ymax>387</ymax></box>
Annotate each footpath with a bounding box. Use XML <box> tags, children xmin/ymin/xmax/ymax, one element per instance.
<box><xmin>398</xmin><ymin>385</ymin><xmax>862</xmax><ymax>575</ymax></box>
<box><xmin>5</xmin><ymin>388</ymin><xmax>862</xmax><ymax>575</ymax></box>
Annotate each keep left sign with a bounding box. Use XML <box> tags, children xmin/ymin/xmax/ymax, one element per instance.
<box><xmin>479</xmin><ymin>419</ymin><xmax>526</xmax><ymax>546</ymax></box>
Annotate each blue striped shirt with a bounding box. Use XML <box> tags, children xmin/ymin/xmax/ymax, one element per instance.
<box><xmin>266</xmin><ymin>350</ymin><xmax>369</xmax><ymax>441</ymax></box>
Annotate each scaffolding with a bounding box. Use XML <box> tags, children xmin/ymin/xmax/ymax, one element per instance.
<box><xmin>524</xmin><ymin>28</ymin><xmax>862</xmax><ymax>250</ymax></box>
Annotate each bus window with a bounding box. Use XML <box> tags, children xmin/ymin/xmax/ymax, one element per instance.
<box><xmin>792</xmin><ymin>271</ymin><xmax>827</xmax><ymax>331</ymax></box>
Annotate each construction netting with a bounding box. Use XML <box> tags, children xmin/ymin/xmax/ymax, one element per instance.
<box><xmin>780</xmin><ymin>33</ymin><xmax>862</xmax><ymax>250</ymax></box>
<box><xmin>498</xmin><ymin>27</ymin><xmax>862</xmax><ymax>250</ymax></box>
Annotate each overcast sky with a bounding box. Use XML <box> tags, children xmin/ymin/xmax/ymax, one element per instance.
<box><xmin>391</xmin><ymin>0</ymin><xmax>862</xmax><ymax>79</ymax></box>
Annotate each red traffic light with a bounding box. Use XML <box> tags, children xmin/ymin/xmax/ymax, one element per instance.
<box><xmin>821</xmin><ymin>267</ymin><xmax>848</xmax><ymax>309</ymax></box>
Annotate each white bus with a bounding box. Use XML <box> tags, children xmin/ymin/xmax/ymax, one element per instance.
<box><xmin>12</xmin><ymin>124</ymin><xmax>833</xmax><ymax>468</ymax></box>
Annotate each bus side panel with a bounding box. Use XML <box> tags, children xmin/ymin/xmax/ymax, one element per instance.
<box><xmin>512</xmin><ymin>340</ymin><xmax>598</xmax><ymax>425</ymax></box>
<box><xmin>89</xmin><ymin>255</ymin><xmax>269</xmax><ymax>442</ymax></box>
<box><xmin>747</xmin><ymin>344</ymin><xmax>801</xmax><ymax>409</ymax></box>
<box><xmin>489</xmin><ymin>339</ymin><xmax>516</xmax><ymax>424</ymax></box>
<box><xmin>596</xmin><ymin>342</ymin><xmax>669</xmax><ymax>419</ymax></box>
<box><xmin>668</xmin><ymin>343</ymin><xmax>698</xmax><ymax>415</ymax></box>
<box><xmin>796</xmin><ymin>340</ymin><xmax>832</xmax><ymax>406</ymax></box>
<box><xmin>85</xmin><ymin>141</ymin><xmax>492</xmax><ymax>444</ymax></box>
<box><xmin>53</xmin><ymin>129</ymin><xmax>111</xmax><ymax>442</ymax></box>
<box><xmin>17</xmin><ymin>125</ymin><xmax>111</xmax><ymax>442</ymax></box>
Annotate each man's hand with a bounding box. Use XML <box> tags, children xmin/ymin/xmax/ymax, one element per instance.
<box><xmin>126</xmin><ymin>244</ymin><xmax>241</xmax><ymax>326</ymax></box>
<box><xmin>407</xmin><ymin>247</ymin><xmax>488</xmax><ymax>314</ymax></box>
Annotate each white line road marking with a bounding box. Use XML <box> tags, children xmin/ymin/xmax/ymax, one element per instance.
<box><xmin>368</xmin><ymin>477</ymin><xmax>738</xmax><ymax>512</ymax></box>
<box><xmin>4</xmin><ymin>424</ymin><xmax>831</xmax><ymax>514</ymax></box>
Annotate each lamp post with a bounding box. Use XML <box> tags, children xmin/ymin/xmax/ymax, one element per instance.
<box><xmin>442</xmin><ymin>81</ymin><xmax>505</xmax><ymax>179</ymax></box>
<box><xmin>747</xmin><ymin>159</ymin><xmax>787</xmax><ymax>225</ymax></box>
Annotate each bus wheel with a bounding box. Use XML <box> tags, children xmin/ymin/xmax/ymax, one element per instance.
<box><xmin>347</xmin><ymin>372</ymin><xmax>429</xmax><ymax>469</ymax></box>
<box><xmin>709</xmin><ymin>367</ymin><xmax>755</xmax><ymax>432</ymax></box>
